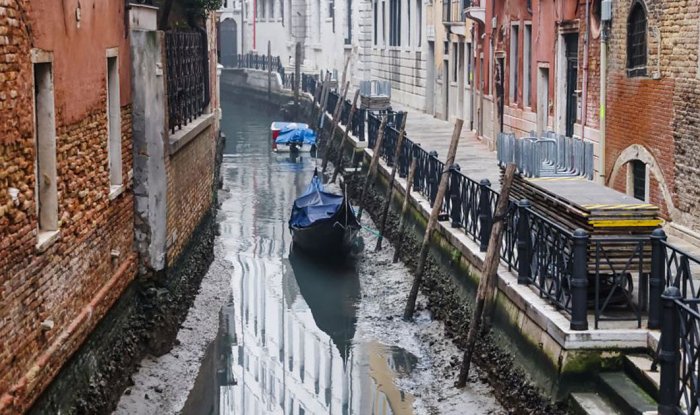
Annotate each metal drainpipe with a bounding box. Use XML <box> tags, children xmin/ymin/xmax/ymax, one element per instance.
<box><xmin>599</xmin><ymin>21</ymin><xmax>607</xmax><ymax>184</ymax></box>
<box><xmin>581</xmin><ymin>0</ymin><xmax>590</xmax><ymax>143</ymax></box>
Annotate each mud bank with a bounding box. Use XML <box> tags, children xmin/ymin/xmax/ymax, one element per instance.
<box><xmin>28</xmin><ymin>135</ymin><xmax>225</xmax><ymax>415</ymax></box>
<box><xmin>343</xmin><ymin>173</ymin><xmax>571</xmax><ymax>415</ymax></box>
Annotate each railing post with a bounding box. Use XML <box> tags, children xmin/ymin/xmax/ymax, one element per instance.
<box><xmin>478</xmin><ymin>179</ymin><xmax>492</xmax><ymax>252</ymax></box>
<box><xmin>570</xmin><ymin>229</ymin><xmax>589</xmax><ymax>331</ymax></box>
<box><xmin>649</xmin><ymin>228</ymin><xmax>667</xmax><ymax>329</ymax></box>
<box><xmin>658</xmin><ymin>286</ymin><xmax>681</xmax><ymax>415</ymax></box>
<box><xmin>449</xmin><ymin>165</ymin><xmax>462</xmax><ymax>228</ymax></box>
<box><xmin>517</xmin><ymin>199</ymin><xmax>532</xmax><ymax>284</ymax></box>
<box><xmin>428</xmin><ymin>150</ymin><xmax>439</xmax><ymax>206</ymax></box>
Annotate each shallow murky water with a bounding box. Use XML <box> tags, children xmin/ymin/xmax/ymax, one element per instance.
<box><xmin>182</xmin><ymin>92</ymin><xmax>418</xmax><ymax>415</ymax></box>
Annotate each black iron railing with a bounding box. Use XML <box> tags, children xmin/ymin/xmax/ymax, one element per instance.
<box><xmin>657</xmin><ymin>236</ymin><xmax>700</xmax><ymax>415</ymax></box>
<box><xmin>233</xmin><ymin>53</ymin><xmax>287</xmax><ymax>84</ymax></box>
<box><xmin>301</xmin><ymin>74</ymin><xmax>696</xmax><ymax>338</ymax></box>
<box><xmin>165</xmin><ymin>30</ymin><xmax>210</xmax><ymax>134</ymax></box>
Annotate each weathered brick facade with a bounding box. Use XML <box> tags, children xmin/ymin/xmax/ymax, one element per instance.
<box><xmin>605</xmin><ymin>0</ymin><xmax>680</xmax><ymax>220</ymax></box>
<box><xmin>0</xmin><ymin>0</ymin><xmax>222</xmax><ymax>411</ymax></box>
<box><xmin>0</xmin><ymin>1</ymin><xmax>137</xmax><ymax>412</ymax></box>
<box><xmin>166</xmin><ymin>125</ymin><xmax>217</xmax><ymax>262</ymax></box>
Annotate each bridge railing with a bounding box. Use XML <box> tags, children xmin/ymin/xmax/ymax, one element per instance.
<box><xmin>233</xmin><ymin>53</ymin><xmax>287</xmax><ymax>84</ymax></box>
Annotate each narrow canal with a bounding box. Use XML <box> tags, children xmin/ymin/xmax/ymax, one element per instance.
<box><xmin>115</xmin><ymin>91</ymin><xmax>504</xmax><ymax>415</ymax></box>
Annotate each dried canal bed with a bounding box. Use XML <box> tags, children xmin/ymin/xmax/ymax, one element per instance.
<box><xmin>114</xmin><ymin>92</ymin><xmax>504</xmax><ymax>415</ymax></box>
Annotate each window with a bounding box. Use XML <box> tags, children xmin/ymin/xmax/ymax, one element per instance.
<box><xmin>407</xmin><ymin>0</ymin><xmax>411</xmax><ymax>47</ymax></box>
<box><xmin>382</xmin><ymin>1</ymin><xmax>386</xmax><ymax>46</ymax></box>
<box><xmin>373</xmin><ymin>1</ymin><xmax>378</xmax><ymax>45</ymax></box>
<box><xmin>453</xmin><ymin>43</ymin><xmax>458</xmax><ymax>82</ymax></box>
<box><xmin>33</xmin><ymin>61</ymin><xmax>58</xmax><ymax>239</ymax></box>
<box><xmin>328</xmin><ymin>0</ymin><xmax>334</xmax><ymax>18</ymax></box>
<box><xmin>627</xmin><ymin>2</ymin><xmax>647</xmax><ymax>76</ymax></box>
<box><xmin>524</xmin><ymin>24</ymin><xmax>532</xmax><ymax>106</ymax></box>
<box><xmin>315</xmin><ymin>0</ymin><xmax>321</xmax><ymax>42</ymax></box>
<box><xmin>509</xmin><ymin>24</ymin><xmax>519</xmax><ymax>104</ymax></box>
<box><xmin>107</xmin><ymin>55</ymin><xmax>122</xmax><ymax>191</ymax></box>
<box><xmin>416</xmin><ymin>0</ymin><xmax>422</xmax><ymax>47</ymax></box>
<box><xmin>345</xmin><ymin>0</ymin><xmax>352</xmax><ymax>44</ymax></box>
<box><xmin>389</xmin><ymin>0</ymin><xmax>401</xmax><ymax>46</ymax></box>
<box><xmin>467</xmin><ymin>43</ymin><xmax>472</xmax><ymax>85</ymax></box>
<box><xmin>630</xmin><ymin>160</ymin><xmax>648</xmax><ymax>201</ymax></box>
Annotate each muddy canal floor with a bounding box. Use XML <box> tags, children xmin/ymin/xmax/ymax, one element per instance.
<box><xmin>112</xmin><ymin>93</ymin><xmax>544</xmax><ymax>414</ymax></box>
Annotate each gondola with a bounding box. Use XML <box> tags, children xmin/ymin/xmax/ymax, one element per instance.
<box><xmin>289</xmin><ymin>170</ymin><xmax>361</xmax><ymax>257</ymax></box>
<box><xmin>271</xmin><ymin>121</ymin><xmax>316</xmax><ymax>153</ymax></box>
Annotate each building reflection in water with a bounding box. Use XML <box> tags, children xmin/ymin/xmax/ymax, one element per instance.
<box><xmin>194</xmin><ymin>94</ymin><xmax>416</xmax><ymax>415</ymax></box>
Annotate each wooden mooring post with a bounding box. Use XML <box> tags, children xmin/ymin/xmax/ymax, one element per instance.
<box><xmin>330</xmin><ymin>89</ymin><xmax>360</xmax><ymax>183</ymax></box>
<box><xmin>392</xmin><ymin>156</ymin><xmax>418</xmax><ymax>263</ymax></box>
<box><xmin>321</xmin><ymin>81</ymin><xmax>350</xmax><ymax>173</ymax></box>
<box><xmin>455</xmin><ymin>163</ymin><xmax>517</xmax><ymax>388</ymax></box>
<box><xmin>403</xmin><ymin>119</ymin><xmax>463</xmax><ymax>321</ymax></box>
<box><xmin>317</xmin><ymin>73</ymin><xmax>331</xmax><ymax>129</ymax></box>
<box><xmin>267</xmin><ymin>41</ymin><xmax>272</xmax><ymax>104</ymax></box>
<box><xmin>294</xmin><ymin>42</ymin><xmax>301</xmax><ymax>115</ymax></box>
<box><xmin>375</xmin><ymin>115</ymin><xmax>408</xmax><ymax>251</ymax></box>
<box><xmin>356</xmin><ymin>116</ymin><xmax>388</xmax><ymax>221</ymax></box>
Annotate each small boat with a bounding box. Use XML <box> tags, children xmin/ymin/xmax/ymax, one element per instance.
<box><xmin>271</xmin><ymin>121</ymin><xmax>316</xmax><ymax>153</ymax></box>
<box><xmin>289</xmin><ymin>170</ymin><xmax>361</xmax><ymax>257</ymax></box>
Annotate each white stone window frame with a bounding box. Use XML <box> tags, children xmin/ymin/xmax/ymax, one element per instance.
<box><xmin>106</xmin><ymin>47</ymin><xmax>124</xmax><ymax>201</ymax></box>
<box><xmin>31</xmin><ymin>49</ymin><xmax>60</xmax><ymax>252</ymax></box>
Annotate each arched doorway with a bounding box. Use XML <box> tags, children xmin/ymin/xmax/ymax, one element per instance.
<box><xmin>219</xmin><ymin>18</ymin><xmax>238</xmax><ymax>67</ymax></box>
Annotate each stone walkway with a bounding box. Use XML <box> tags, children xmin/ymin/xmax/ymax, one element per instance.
<box><xmin>392</xmin><ymin>103</ymin><xmax>502</xmax><ymax>191</ymax></box>
<box><xmin>392</xmin><ymin>103</ymin><xmax>700</xmax><ymax>260</ymax></box>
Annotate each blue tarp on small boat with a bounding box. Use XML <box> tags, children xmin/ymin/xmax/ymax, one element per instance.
<box><xmin>275</xmin><ymin>126</ymin><xmax>317</xmax><ymax>146</ymax></box>
<box><xmin>289</xmin><ymin>173</ymin><xmax>343</xmax><ymax>228</ymax></box>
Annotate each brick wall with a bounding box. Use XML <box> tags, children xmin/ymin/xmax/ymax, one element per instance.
<box><xmin>606</xmin><ymin>0</ymin><xmax>682</xmax><ymax>220</ymax></box>
<box><xmin>0</xmin><ymin>1</ymin><xmax>138</xmax><ymax>411</ymax></box>
<box><xmin>166</xmin><ymin>126</ymin><xmax>217</xmax><ymax>263</ymax></box>
<box><xmin>667</xmin><ymin>0</ymin><xmax>700</xmax><ymax>229</ymax></box>
<box><xmin>0</xmin><ymin>105</ymin><xmax>137</xmax><ymax>413</ymax></box>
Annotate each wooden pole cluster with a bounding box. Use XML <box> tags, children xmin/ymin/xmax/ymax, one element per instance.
<box><xmin>455</xmin><ymin>163</ymin><xmax>517</xmax><ymax>388</ymax></box>
<box><xmin>403</xmin><ymin>119</ymin><xmax>463</xmax><ymax>321</ymax></box>
<box><xmin>375</xmin><ymin>115</ymin><xmax>408</xmax><ymax>251</ymax></box>
<box><xmin>316</xmin><ymin>73</ymin><xmax>331</xmax><ymax>129</ymax></box>
<box><xmin>392</xmin><ymin>156</ymin><xmax>418</xmax><ymax>263</ymax></box>
<box><xmin>320</xmin><ymin>81</ymin><xmax>350</xmax><ymax>172</ymax></box>
<box><xmin>330</xmin><ymin>89</ymin><xmax>360</xmax><ymax>182</ymax></box>
<box><xmin>356</xmin><ymin>116</ymin><xmax>388</xmax><ymax>221</ymax></box>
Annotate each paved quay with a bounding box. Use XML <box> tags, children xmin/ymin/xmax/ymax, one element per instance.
<box><xmin>392</xmin><ymin>103</ymin><xmax>502</xmax><ymax>191</ymax></box>
<box><xmin>391</xmin><ymin>103</ymin><xmax>700</xmax><ymax>268</ymax></box>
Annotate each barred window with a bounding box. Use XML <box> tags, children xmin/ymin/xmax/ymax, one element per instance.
<box><xmin>627</xmin><ymin>2</ymin><xmax>647</xmax><ymax>77</ymax></box>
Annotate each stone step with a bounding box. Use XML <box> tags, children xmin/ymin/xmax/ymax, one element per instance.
<box><xmin>570</xmin><ymin>392</ymin><xmax>621</xmax><ymax>415</ymax></box>
<box><xmin>599</xmin><ymin>371</ymin><xmax>657</xmax><ymax>415</ymax></box>
<box><xmin>623</xmin><ymin>354</ymin><xmax>660</xmax><ymax>401</ymax></box>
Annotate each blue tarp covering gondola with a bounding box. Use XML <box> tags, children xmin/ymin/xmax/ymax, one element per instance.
<box><xmin>275</xmin><ymin>126</ymin><xmax>317</xmax><ymax>146</ymax></box>
<box><xmin>289</xmin><ymin>173</ymin><xmax>343</xmax><ymax>228</ymax></box>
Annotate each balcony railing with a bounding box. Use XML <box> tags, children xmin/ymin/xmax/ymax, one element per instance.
<box><xmin>165</xmin><ymin>30</ymin><xmax>210</xmax><ymax>134</ymax></box>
